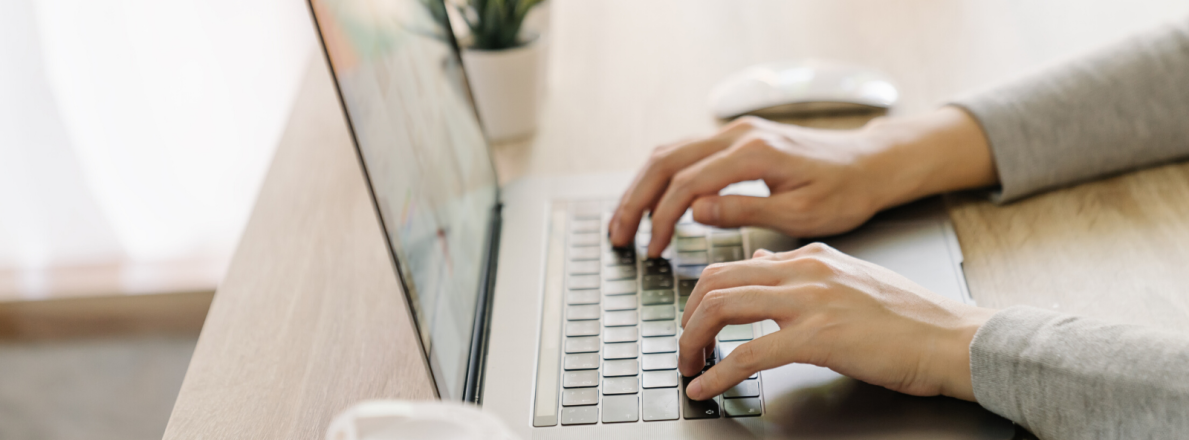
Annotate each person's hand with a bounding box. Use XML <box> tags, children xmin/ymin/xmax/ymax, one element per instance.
<box><xmin>609</xmin><ymin>108</ymin><xmax>998</xmax><ymax>258</ymax></box>
<box><xmin>678</xmin><ymin>243</ymin><xmax>997</xmax><ymax>402</ymax></box>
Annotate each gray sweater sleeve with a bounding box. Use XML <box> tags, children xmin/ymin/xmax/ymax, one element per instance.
<box><xmin>971</xmin><ymin>307</ymin><xmax>1189</xmax><ymax>439</ymax></box>
<box><xmin>951</xmin><ymin>17</ymin><xmax>1189</xmax><ymax>202</ymax></box>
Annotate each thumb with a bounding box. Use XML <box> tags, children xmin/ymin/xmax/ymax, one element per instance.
<box><xmin>691</xmin><ymin>194</ymin><xmax>777</xmax><ymax>229</ymax></box>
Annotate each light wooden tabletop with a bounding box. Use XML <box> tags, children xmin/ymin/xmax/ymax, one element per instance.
<box><xmin>166</xmin><ymin>1</ymin><xmax>1189</xmax><ymax>438</ymax></box>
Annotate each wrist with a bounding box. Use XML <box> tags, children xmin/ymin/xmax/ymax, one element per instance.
<box><xmin>859</xmin><ymin>107</ymin><xmax>999</xmax><ymax>210</ymax></box>
<box><xmin>931</xmin><ymin>305</ymin><xmax>997</xmax><ymax>402</ymax></box>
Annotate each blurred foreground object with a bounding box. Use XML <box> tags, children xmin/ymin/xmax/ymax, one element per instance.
<box><xmin>327</xmin><ymin>400</ymin><xmax>520</xmax><ymax>440</ymax></box>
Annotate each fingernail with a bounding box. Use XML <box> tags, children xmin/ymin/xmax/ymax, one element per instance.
<box><xmin>687</xmin><ymin>378</ymin><xmax>703</xmax><ymax>399</ymax></box>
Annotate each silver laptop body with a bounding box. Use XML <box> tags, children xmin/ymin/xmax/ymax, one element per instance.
<box><xmin>306</xmin><ymin>0</ymin><xmax>1014</xmax><ymax>438</ymax></box>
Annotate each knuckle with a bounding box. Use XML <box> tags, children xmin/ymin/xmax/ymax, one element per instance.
<box><xmin>791</xmin><ymin>255</ymin><xmax>836</xmax><ymax>278</ymax></box>
<box><xmin>670</xmin><ymin>169</ymin><xmax>695</xmax><ymax>190</ymax></box>
<box><xmin>735</xmin><ymin>136</ymin><xmax>773</xmax><ymax>155</ymax></box>
<box><xmin>701</xmin><ymin>262</ymin><xmax>729</xmax><ymax>279</ymax></box>
<box><xmin>801</xmin><ymin>242</ymin><xmax>832</xmax><ymax>254</ymax></box>
<box><xmin>700</xmin><ymin>291</ymin><xmax>729</xmax><ymax>317</ymax></box>
<box><xmin>728</xmin><ymin>115</ymin><xmax>764</xmax><ymax>131</ymax></box>
<box><xmin>730</xmin><ymin>343</ymin><xmax>764</xmax><ymax>371</ymax></box>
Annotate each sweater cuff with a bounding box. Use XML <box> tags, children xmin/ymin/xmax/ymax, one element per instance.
<box><xmin>968</xmin><ymin>306</ymin><xmax>1063</xmax><ymax>430</ymax></box>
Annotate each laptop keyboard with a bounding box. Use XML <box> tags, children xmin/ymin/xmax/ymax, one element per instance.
<box><xmin>556</xmin><ymin>200</ymin><xmax>764</xmax><ymax>425</ymax></box>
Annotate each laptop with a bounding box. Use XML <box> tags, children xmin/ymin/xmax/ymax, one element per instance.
<box><xmin>307</xmin><ymin>0</ymin><xmax>1014</xmax><ymax>438</ymax></box>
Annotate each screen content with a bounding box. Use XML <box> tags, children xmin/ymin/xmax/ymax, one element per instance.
<box><xmin>310</xmin><ymin>0</ymin><xmax>498</xmax><ymax>400</ymax></box>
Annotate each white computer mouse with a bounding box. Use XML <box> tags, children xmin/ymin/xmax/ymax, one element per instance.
<box><xmin>707</xmin><ymin>60</ymin><xmax>899</xmax><ymax>119</ymax></box>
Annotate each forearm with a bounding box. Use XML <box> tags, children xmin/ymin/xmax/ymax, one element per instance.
<box><xmin>972</xmin><ymin>306</ymin><xmax>1189</xmax><ymax>439</ymax></box>
<box><xmin>952</xmin><ymin>16</ymin><xmax>1189</xmax><ymax>203</ymax></box>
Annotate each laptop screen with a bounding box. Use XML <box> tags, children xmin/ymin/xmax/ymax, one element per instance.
<box><xmin>309</xmin><ymin>0</ymin><xmax>499</xmax><ymax>400</ymax></box>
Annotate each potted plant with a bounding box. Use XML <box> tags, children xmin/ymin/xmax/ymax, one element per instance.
<box><xmin>453</xmin><ymin>0</ymin><xmax>548</xmax><ymax>141</ymax></box>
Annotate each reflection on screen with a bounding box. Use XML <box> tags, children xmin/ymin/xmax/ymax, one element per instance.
<box><xmin>310</xmin><ymin>0</ymin><xmax>498</xmax><ymax>400</ymax></box>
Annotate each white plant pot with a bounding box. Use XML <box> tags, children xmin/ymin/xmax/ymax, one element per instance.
<box><xmin>461</xmin><ymin>36</ymin><xmax>545</xmax><ymax>142</ymax></box>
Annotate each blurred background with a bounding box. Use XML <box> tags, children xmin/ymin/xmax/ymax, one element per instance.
<box><xmin>2</xmin><ymin>0</ymin><xmax>1187</xmax><ymax>439</ymax></box>
<box><xmin>1</xmin><ymin>0</ymin><xmax>312</xmax><ymax>438</ymax></box>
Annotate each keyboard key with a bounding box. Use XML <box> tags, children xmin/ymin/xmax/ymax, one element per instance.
<box><xmin>603</xmin><ymin>377</ymin><xmax>640</xmax><ymax>395</ymax></box>
<box><xmin>643</xmin><ymin>258</ymin><xmax>672</xmax><ymax>275</ymax></box>
<box><xmin>603</xmin><ymin>359</ymin><xmax>639</xmax><ymax>377</ymax></box>
<box><xmin>604</xmin><ymin>295</ymin><xmax>637</xmax><ymax>311</ymax></box>
<box><xmin>675</xmin><ymin>251</ymin><xmax>709</xmax><ymax>266</ymax></box>
<box><xmin>642</xmin><ymin>289</ymin><xmax>675</xmax><ymax>305</ymax></box>
<box><xmin>711</xmin><ymin>246</ymin><xmax>744</xmax><ymax>263</ymax></box>
<box><xmin>642</xmin><ymin>337</ymin><xmax>677</xmax><ymax>354</ymax></box>
<box><xmin>678</xmin><ymin>296</ymin><xmax>689</xmax><ymax>312</ymax></box>
<box><xmin>563</xmin><ymin>370</ymin><xmax>599</xmax><ymax>388</ymax></box>
<box><xmin>604</xmin><ymin>310</ymin><xmax>637</xmax><ymax>327</ymax></box>
<box><xmin>635</xmin><ymin>234</ymin><xmax>650</xmax><ymax>250</ymax></box>
<box><xmin>566</xmin><ymin>305</ymin><xmax>600</xmax><ymax>321</ymax></box>
<box><xmin>566</xmin><ymin>290</ymin><xmax>600</xmax><ymax>305</ymax></box>
<box><xmin>642</xmin><ymin>370</ymin><xmax>680</xmax><ymax>388</ymax></box>
<box><xmin>724</xmin><ymin>397</ymin><xmax>762</xmax><ymax>417</ymax></box>
<box><xmin>562</xmin><ymin>388</ymin><xmax>599</xmax><ymax>406</ymax></box>
<box><xmin>573</xmin><ymin>202</ymin><xmax>602</xmax><ymax>220</ymax></box>
<box><xmin>641</xmin><ymin>321</ymin><xmax>676</xmax><ymax>337</ymax></box>
<box><xmin>674</xmin><ymin>223</ymin><xmax>706</xmax><ymax>238</ymax></box>
<box><xmin>642</xmin><ymin>275</ymin><xmax>673</xmax><ymax>290</ymax></box>
<box><xmin>571</xmin><ymin>219</ymin><xmax>600</xmax><ymax>233</ymax></box>
<box><xmin>717</xmin><ymin>340</ymin><xmax>744</xmax><ymax>358</ymax></box>
<box><xmin>642</xmin><ymin>388</ymin><xmax>680</xmax><ymax>421</ymax></box>
<box><xmin>565</xmin><ymin>337</ymin><xmax>599</xmax><ymax>354</ymax></box>
<box><xmin>604</xmin><ymin>326</ymin><xmax>638</xmax><ymax>343</ymax></box>
<box><xmin>641</xmin><ymin>353</ymin><xmax>677</xmax><ymax>371</ymax></box>
<box><xmin>640</xmin><ymin>305</ymin><xmax>676</xmax><ymax>321</ymax></box>
<box><xmin>565</xmin><ymin>321</ymin><xmax>600</xmax><ymax>337</ymax></box>
<box><xmin>603</xmin><ymin>265</ymin><xmax>637</xmax><ymax>281</ymax></box>
<box><xmin>682</xmin><ymin>376</ymin><xmax>721</xmax><ymax>419</ymax></box>
<box><xmin>604</xmin><ymin>250</ymin><xmax>635</xmax><ymax>266</ymax></box>
<box><xmin>564</xmin><ymin>353</ymin><xmax>600</xmax><ymax>370</ymax></box>
<box><xmin>569</xmin><ymin>246</ymin><xmax>600</xmax><ymax>261</ymax></box>
<box><xmin>724</xmin><ymin>379</ymin><xmax>760</xmax><ymax>398</ymax></box>
<box><xmin>570</xmin><ymin>234</ymin><xmax>599</xmax><ymax>247</ymax></box>
<box><xmin>601</xmin><ymin>394</ymin><xmax>639</xmax><ymax>423</ymax></box>
<box><xmin>569</xmin><ymin>274</ymin><xmax>600</xmax><ymax>290</ymax></box>
<box><xmin>675</xmin><ymin>265</ymin><xmax>706</xmax><ymax>280</ymax></box>
<box><xmin>561</xmin><ymin>406</ymin><xmax>598</xmax><ymax>425</ymax></box>
<box><xmin>603</xmin><ymin>342</ymin><xmax>638</xmax><ymax>359</ymax></box>
<box><xmin>568</xmin><ymin>260</ymin><xmax>600</xmax><ymax>275</ymax></box>
<box><xmin>710</xmin><ymin>231</ymin><xmax>742</xmax><ymax>246</ymax></box>
<box><xmin>602</xmin><ymin>280</ymin><xmax>638</xmax><ymax>296</ymax></box>
<box><xmin>678</xmin><ymin>279</ymin><xmax>697</xmax><ymax>296</ymax></box>
<box><xmin>718</xmin><ymin>324</ymin><xmax>754</xmax><ymax>341</ymax></box>
<box><xmin>675</xmin><ymin>237</ymin><xmax>708</xmax><ymax>252</ymax></box>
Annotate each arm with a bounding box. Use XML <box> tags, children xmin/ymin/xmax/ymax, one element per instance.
<box><xmin>952</xmin><ymin>16</ymin><xmax>1189</xmax><ymax>202</ymax></box>
<box><xmin>972</xmin><ymin>307</ymin><xmax>1189</xmax><ymax>439</ymax></box>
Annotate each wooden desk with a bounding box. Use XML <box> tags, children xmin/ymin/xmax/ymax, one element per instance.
<box><xmin>166</xmin><ymin>1</ymin><xmax>1189</xmax><ymax>438</ymax></box>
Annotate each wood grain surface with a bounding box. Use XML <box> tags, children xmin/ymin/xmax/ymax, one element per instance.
<box><xmin>947</xmin><ymin>161</ymin><xmax>1189</xmax><ymax>332</ymax></box>
<box><xmin>167</xmin><ymin>1</ymin><xmax>1189</xmax><ymax>438</ymax></box>
<box><xmin>161</xmin><ymin>56</ymin><xmax>435</xmax><ymax>440</ymax></box>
